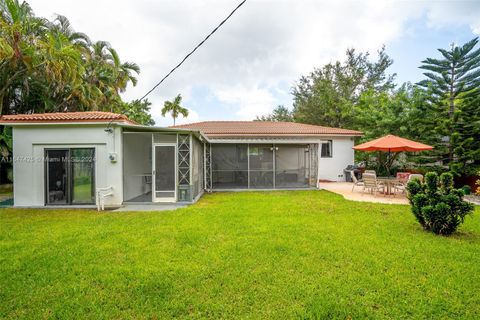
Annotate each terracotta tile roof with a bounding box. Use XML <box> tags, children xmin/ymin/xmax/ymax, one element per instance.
<box><xmin>172</xmin><ymin>121</ymin><xmax>362</xmax><ymax>138</ymax></box>
<box><xmin>0</xmin><ymin>111</ymin><xmax>137</xmax><ymax>125</ymax></box>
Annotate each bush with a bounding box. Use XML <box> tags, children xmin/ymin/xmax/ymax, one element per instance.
<box><xmin>406</xmin><ymin>172</ymin><xmax>474</xmax><ymax>235</ymax></box>
<box><xmin>461</xmin><ymin>185</ymin><xmax>471</xmax><ymax>195</ymax></box>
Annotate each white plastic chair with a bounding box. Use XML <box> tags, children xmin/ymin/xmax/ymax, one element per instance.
<box><xmin>362</xmin><ymin>173</ymin><xmax>384</xmax><ymax>196</ymax></box>
<box><xmin>96</xmin><ymin>186</ymin><xmax>113</xmax><ymax>211</ymax></box>
<box><xmin>351</xmin><ymin>172</ymin><xmax>364</xmax><ymax>192</ymax></box>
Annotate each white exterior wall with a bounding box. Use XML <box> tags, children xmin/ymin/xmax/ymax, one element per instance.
<box><xmin>317</xmin><ymin>136</ymin><xmax>355</xmax><ymax>182</ymax></box>
<box><xmin>12</xmin><ymin>124</ymin><xmax>123</xmax><ymax>207</ymax></box>
<box><xmin>10</xmin><ymin>124</ymin><xmax>356</xmax><ymax>206</ymax></box>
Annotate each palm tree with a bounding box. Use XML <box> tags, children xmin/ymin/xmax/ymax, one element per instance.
<box><xmin>0</xmin><ymin>0</ymin><xmax>47</xmax><ymax>114</ymax></box>
<box><xmin>0</xmin><ymin>0</ymin><xmax>141</xmax><ymax>116</ymax></box>
<box><xmin>80</xmin><ymin>41</ymin><xmax>139</xmax><ymax>111</ymax></box>
<box><xmin>162</xmin><ymin>94</ymin><xmax>189</xmax><ymax>125</ymax></box>
<box><xmin>0</xmin><ymin>0</ymin><xmax>85</xmax><ymax>114</ymax></box>
<box><xmin>49</xmin><ymin>15</ymin><xmax>91</xmax><ymax>49</ymax></box>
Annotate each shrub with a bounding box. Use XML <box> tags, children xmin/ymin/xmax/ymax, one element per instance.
<box><xmin>461</xmin><ymin>185</ymin><xmax>471</xmax><ymax>195</ymax></box>
<box><xmin>406</xmin><ymin>172</ymin><xmax>474</xmax><ymax>235</ymax></box>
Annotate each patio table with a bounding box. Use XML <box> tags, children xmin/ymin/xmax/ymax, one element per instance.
<box><xmin>376</xmin><ymin>177</ymin><xmax>399</xmax><ymax>195</ymax></box>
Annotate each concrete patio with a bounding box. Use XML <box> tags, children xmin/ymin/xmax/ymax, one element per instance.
<box><xmin>320</xmin><ymin>182</ymin><xmax>409</xmax><ymax>205</ymax></box>
<box><xmin>112</xmin><ymin>203</ymin><xmax>188</xmax><ymax>212</ymax></box>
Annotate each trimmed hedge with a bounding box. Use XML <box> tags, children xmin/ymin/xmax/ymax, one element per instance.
<box><xmin>407</xmin><ymin>172</ymin><xmax>474</xmax><ymax>235</ymax></box>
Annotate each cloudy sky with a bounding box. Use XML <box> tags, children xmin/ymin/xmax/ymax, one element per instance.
<box><xmin>28</xmin><ymin>0</ymin><xmax>480</xmax><ymax>126</ymax></box>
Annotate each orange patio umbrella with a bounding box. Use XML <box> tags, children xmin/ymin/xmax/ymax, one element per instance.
<box><xmin>353</xmin><ymin>134</ymin><xmax>433</xmax><ymax>152</ymax></box>
<box><xmin>353</xmin><ymin>134</ymin><xmax>433</xmax><ymax>175</ymax></box>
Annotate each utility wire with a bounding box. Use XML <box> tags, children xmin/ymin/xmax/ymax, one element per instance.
<box><xmin>139</xmin><ymin>0</ymin><xmax>247</xmax><ymax>100</ymax></box>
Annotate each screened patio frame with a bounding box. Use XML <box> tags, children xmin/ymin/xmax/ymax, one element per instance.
<box><xmin>205</xmin><ymin>143</ymin><xmax>318</xmax><ymax>191</ymax></box>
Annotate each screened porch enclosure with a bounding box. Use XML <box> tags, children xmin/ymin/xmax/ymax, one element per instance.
<box><xmin>122</xmin><ymin>131</ymin><xmax>204</xmax><ymax>203</ymax></box>
<box><xmin>210</xmin><ymin>143</ymin><xmax>316</xmax><ymax>190</ymax></box>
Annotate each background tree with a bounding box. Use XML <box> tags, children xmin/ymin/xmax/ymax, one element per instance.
<box><xmin>0</xmin><ymin>0</ymin><xmax>144</xmax><ymax>116</ymax></box>
<box><xmin>353</xmin><ymin>84</ymin><xmax>436</xmax><ymax>173</ymax></box>
<box><xmin>256</xmin><ymin>105</ymin><xmax>293</xmax><ymax>122</ymax></box>
<box><xmin>162</xmin><ymin>94</ymin><xmax>189</xmax><ymax>126</ymax></box>
<box><xmin>115</xmin><ymin>99</ymin><xmax>154</xmax><ymax>126</ymax></box>
<box><xmin>258</xmin><ymin>40</ymin><xmax>479</xmax><ymax>182</ymax></box>
<box><xmin>292</xmin><ymin>47</ymin><xmax>395</xmax><ymax>128</ymax></box>
<box><xmin>418</xmin><ymin>38</ymin><xmax>480</xmax><ymax>175</ymax></box>
<box><xmin>0</xmin><ymin>0</ymin><xmax>152</xmax><ymax>184</ymax></box>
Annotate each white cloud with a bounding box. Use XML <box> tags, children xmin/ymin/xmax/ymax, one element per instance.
<box><xmin>215</xmin><ymin>85</ymin><xmax>278</xmax><ymax>119</ymax></box>
<box><xmin>27</xmin><ymin>0</ymin><xmax>480</xmax><ymax>122</ymax></box>
<box><xmin>424</xmin><ymin>0</ymin><xmax>480</xmax><ymax>34</ymax></box>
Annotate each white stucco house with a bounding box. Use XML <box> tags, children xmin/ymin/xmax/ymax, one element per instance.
<box><xmin>0</xmin><ymin>111</ymin><xmax>362</xmax><ymax>208</ymax></box>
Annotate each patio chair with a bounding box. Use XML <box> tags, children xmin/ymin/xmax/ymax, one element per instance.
<box><xmin>96</xmin><ymin>186</ymin><xmax>114</xmax><ymax>211</ymax></box>
<box><xmin>392</xmin><ymin>172</ymin><xmax>410</xmax><ymax>195</ymax></box>
<box><xmin>362</xmin><ymin>173</ymin><xmax>384</xmax><ymax>196</ymax></box>
<box><xmin>364</xmin><ymin>170</ymin><xmax>376</xmax><ymax>174</ymax></box>
<box><xmin>394</xmin><ymin>173</ymin><xmax>424</xmax><ymax>194</ymax></box>
<box><xmin>396</xmin><ymin>172</ymin><xmax>411</xmax><ymax>183</ymax></box>
<box><xmin>351</xmin><ymin>172</ymin><xmax>364</xmax><ymax>192</ymax></box>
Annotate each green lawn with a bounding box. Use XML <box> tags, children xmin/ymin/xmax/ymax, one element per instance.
<box><xmin>0</xmin><ymin>184</ymin><xmax>12</xmax><ymax>199</ymax></box>
<box><xmin>1</xmin><ymin>191</ymin><xmax>479</xmax><ymax>319</ymax></box>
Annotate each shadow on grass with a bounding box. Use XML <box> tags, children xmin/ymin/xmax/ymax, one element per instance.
<box><xmin>449</xmin><ymin>230</ymin><xmax>480</xmax><ymax>242</ymax></box>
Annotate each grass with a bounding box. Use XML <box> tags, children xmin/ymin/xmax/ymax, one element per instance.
<box><xmin>0</xmin><ymin>184</ymin><xmax>12</xmax><ymax>198</ymax></box>
<box><xmin>1</xmin><ymin>190</ymin><xmax>479</xmax><ymax>319</ymax></box>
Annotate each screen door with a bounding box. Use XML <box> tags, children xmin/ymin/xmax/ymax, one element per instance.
<box><xmin>153</xmin><ymin>144</ymin><xmax>176</xmax><ymax>202</ymax></box>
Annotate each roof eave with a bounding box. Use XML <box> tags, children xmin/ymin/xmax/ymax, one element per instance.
<box><xmin>0</xmin><ymin>120</ymin><xmax>135</xmax><ymax>126</ymax></box>
<box><xmin>119</xmin><ymin>123</ymin><xmax>208</xmax><ymax>142</ymax></box>
<box><xmin>205</xmin><ymin>133</ymin><xmax>363</xmax><ymax>138</ymax></box>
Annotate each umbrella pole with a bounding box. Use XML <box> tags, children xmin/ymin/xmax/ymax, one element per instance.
<box><xmin>387</xmin><ymin>150</ymin><xmax>391</xmax><ymax>176</ymax></box>
<box><xmin>386</xmin><ymin>150</ymin><xmax>399</xmax><ymax>177</ymax></box>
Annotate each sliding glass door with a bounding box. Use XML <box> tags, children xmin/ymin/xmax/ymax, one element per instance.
<box><xmin>71</xmin><ymin>149</ymin><xmax>95</xmax><ymax>204</ymax></box>
<box><xmin>46</xmin><ymin>150</ymin><xmax>69</xmax><ymax>205</ymax></box>
<box><xmin>45</xmin><ymin>148</ymin><xmax>95</xmax><ymax>205</ymax></box>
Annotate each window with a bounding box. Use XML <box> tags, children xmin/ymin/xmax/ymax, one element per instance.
<box><xmin>321</xmin><ymin>140</ymin><xmax>332</xmax><ymax>158</ymax></box>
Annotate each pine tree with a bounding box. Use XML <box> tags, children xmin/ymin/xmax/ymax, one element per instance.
<box><xmin>418</xmin><ymin>37</ymin><xmax>480</xmax><ymax>175</ymax></box>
